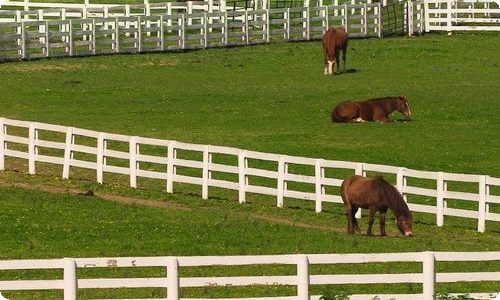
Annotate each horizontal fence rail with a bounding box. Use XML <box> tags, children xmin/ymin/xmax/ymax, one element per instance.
<box><xmin>0</xmin><ymin>117</ymin><xmax>499</xmax><ymax>232</ymax></box>
<box><xmin>0</xmin><ymin>252</ymin><xmax>498</xmax><ymax>299</ymax></box>
<box><xmin>0</xmin><ymin>2</ymin><xmax>382</xmax><ymax>60</ymax></box>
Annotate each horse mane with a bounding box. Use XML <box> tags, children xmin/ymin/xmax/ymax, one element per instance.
<box><xmin>373</xmin><ymin>177</ymin><xmax>411</xmax><ymax>218</ymax></box>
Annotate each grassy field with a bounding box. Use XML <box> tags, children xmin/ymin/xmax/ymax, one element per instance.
<box><xmin>0</xmin><ymin>32</ymin><xmax>499</xmax><ymax>298</ymax></box>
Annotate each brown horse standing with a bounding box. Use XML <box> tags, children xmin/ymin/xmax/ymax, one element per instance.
<box><xmin>322</xmin><ymin>27</ymin><xmax>348</xmax><ymax>75</ymax></box>
<box><xmin>340</xmin><ymin>175</ymin><xmax>413</xmax><ymax>237</ymax></box>
<box><xmin>331</xmin><ymin>96</ymin><xmax>411</xmax><ymax>123</ymax></box>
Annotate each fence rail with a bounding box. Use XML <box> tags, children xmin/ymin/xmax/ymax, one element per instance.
<box><xmin>0</xmin><ymin>117</ymin><xmax>499</xmax><ymax>232</ymax></box>
<box><xmin>0</xmin><ymin>252</ymin><xmax>498</xmax><ymax>299</ymax></box>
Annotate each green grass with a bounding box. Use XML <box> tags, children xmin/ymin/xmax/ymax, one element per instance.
<box><xmin>0</xmin><ymin>33</ymin><xmax>499</xmax><ymax>298</ymax></box>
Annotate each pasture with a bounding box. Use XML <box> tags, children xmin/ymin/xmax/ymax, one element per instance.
<box><xmin>0</xmin><ymin>32</ymin><xmax>499</xmax><ymax>298</ymax></box>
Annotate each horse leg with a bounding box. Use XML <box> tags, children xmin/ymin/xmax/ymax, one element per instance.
<box><xmin>342</xmin><ymin>47</ymin><xmax>347</xmax><ymax>73</ymax></box>
<box><xmin>334</xmin><ymin>51</ymin><xmax>340</xmax><ymax>74</ymax></box>
<box><xmin>345</xmin><ymin>205</ymin><xmax>355</xmax><ymax>234</ymax></box>
<box><xmin>380</xmin><ymin>207</ymin><xmax>388</xmax><ymax>236</ymax></box>
<box><xmin>367</xmin><ymin>207</ymin><xmax>376</xmax><ymax>236</ymax></box>
<box><xmin>352</xmin><ymin>206</ymin><xmax>361</xmax><ymax>233</ymax></box>
<box><xmin>323</xmin><ymin>44</ymin><xmax>329</xmax><ymax>75</ymax></box>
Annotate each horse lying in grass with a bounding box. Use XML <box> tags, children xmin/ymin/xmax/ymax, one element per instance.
<box><xmin>331</xmin><ymin>96</ymin><xmax>411</xmax><ymax>123</ymax></box>
<box><xmin>322</xmin><ymin>27</ymin><xmax>348</xmax><ymax>75</ymax></box>
<box><xmin>340</xmin><ymin>175</ymin><xmax>413</xmax><ymax>237</ymax></box>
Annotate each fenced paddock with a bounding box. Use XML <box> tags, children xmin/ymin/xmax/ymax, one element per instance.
<box><xmin>0</xmin><ymin>252</ymin><xmax>498</xmax><ymax>299</ymax></box>
<box><xmin>0</xmin><ymin>117</ymin><xmax>499</xmax><ymax>232</ymax></box>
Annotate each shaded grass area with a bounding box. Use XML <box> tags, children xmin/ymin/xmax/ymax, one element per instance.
<box><xmin>0</xmin><ymin>184</ymin><xmax>499</xmax><ymax>298</ymax></box>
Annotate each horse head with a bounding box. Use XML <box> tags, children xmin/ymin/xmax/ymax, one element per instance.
<box><xmin>397</xmin><ymin>214</ymin><xmax>413</xmax><ymax>237</ymax></box>
<box><xmin>396</xmin><ymin>96</ymin><xmax>412</xmax><ymax>120</ymax></box>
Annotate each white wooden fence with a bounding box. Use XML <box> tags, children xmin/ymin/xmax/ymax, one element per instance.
<box><xmin>0</xmin><ymin>252</ymin><xmax>498</xmax><ymax>300</ymax></box>
<box><xmin>423</xmin><ymin>0</ymin><xmax>500</xmax><ymax>32</ymax></box>
<box><xmin>0</xmin><ymin>117</ymin><xmax>499</xmax><ymax>232</ymax></box>
<box><xmin>0</xmin><ymin>2</ymin><xmax>381</xmax><ymax>60</ymax></box>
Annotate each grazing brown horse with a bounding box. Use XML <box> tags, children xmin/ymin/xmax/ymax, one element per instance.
<box><xmin>340</xmin><ymin>175</ymin><xmax>413</xmax><ymax>237</ymax></box>
<box><xmin>322</xmin><ymin>27</ymin><xmax>348</xmax><ymax>75</ymax></box>
<box><xmin>331</xmin><ymin>96</ymin><xmax>411</xmax><ymax>123</ymax></box>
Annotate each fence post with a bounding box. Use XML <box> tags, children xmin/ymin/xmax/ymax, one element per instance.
<box><xmin>238</xmin><ymin>150</ymin><xmax>247</xmax><ymax>203</ymax></box>
<box><xmin>96</xmin><ymin>132</ymin><xmax>105</xmax><ymax>184</ymax></box>
<box><xmin>277</xmin><ymin>155</ymin><xmax>285</xmax><ymax>208</ymax></box>
<box><xmin>129</xmin><ymin>136</ymin><xmax>138</xmax><ymax>188</ymax></box>
<box><xmin>344</xmin><ymin>4</ymin><xmax>348</xmax><ymax>31</ymax></box>
<box><xmin>478</xmin><ymin>175</ymin><xmax>486</xmax><ymax>233</ymax></box>
<box><xmin>63</xmin><ymin>258</ymin><xmax>77</xmax><ymax>300</ymax></box>
<box><xmin>62</xmin><ymin>127</ymin><xmax>74</xmax><ymax>179</ymax></box>
<box><xmin>166</xmin><ymin>141</ymin><xmax>176</xmax><ymax>193</ymax></box>
<box><xmin>286</xmin><ymin>8</ymin><xmax>290</xmax><ymax>40</ymax></box>
<box><xmin>397</xmin><ymin>167</ymin><xmax>407</xmax><ymax>201</ymax></box>
<box><xmin>436</xmin><ymin>172</ymin><xmax>444</xmax><ymax>226</ymax></box>
<box><xmin>265</xmin><ymin>9</ymin><xmax>270</xmax><ymax>43</ymax></box>
<box><xmin>115</xmin><ymin>17</ymin><xmax>120</xmax><ymax>53</ymax></box>
<box><xmin>28</xmin><ymin>122</ymin><xmax>36</xmax><ymax>175</ymax></box>
<box><xmin>202</xmin><ymin>145</ymin><xmax>210</xmax><ymax>199</ymax></box>
<box><xmin>354</xmin><ymin>163</ymin><xmax>364</xmax><ymax>218</ymax></box>
<box><xmin>377</xmin><ymin>3</ymin><xmax>382</xmax><ymax>38</ymax></box>
<box><xmin>422</xmin><ymin>251</ymin><xmax>435</xmax><ymax>300</ymax></box>
<box><xmin>297</xmin><ymin>255</ymin><xmax>309</xmax><ymax>299</ymax></box>
<box><xmin>166</xmin><ymin>257</ymin><xmax>179</xmax><ymax>300</ymax></box>
<box><xmin>0</xmin><ymin>118</ymin><xmax>4</xmax><ymax>171</ymax></box>
<box><xmin>315</xmin><ymin>159</ymin><xmax>323</xmax><ymax>213</ymax></box>
<box><xmin>446</xmin><ymin>0</ymin><xmax>452</xmax><ymax>34</ymax></box>
<box><xmin>424</xmin><ymin>0</ymin><xmax>430</xmax><ymax>32</ymax></box>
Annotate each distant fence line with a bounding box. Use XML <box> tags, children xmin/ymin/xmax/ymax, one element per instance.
<box><xmin>0</xmin><ymin>117</ymin><xmax>499</xmax><ymax>232</ymax></box>
<box><xmin>0</xmin><ymin>2</ymin><xmax>381</xmax><ymax>60</ymax></box>
<box><xmin>0</xmin><ymin>252</ymin><xmax>499</xmax><ymax>299</ymax></box>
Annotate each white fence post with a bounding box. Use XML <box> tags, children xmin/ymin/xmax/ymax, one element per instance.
<box><xmin>397</xmin><ymin>167</ymin><xmax>407</xmax><ymax>202</ymax></box>
<box><xmin>238</xmin><ymin>150</ymin><xmax>247</xmax><ymax>203</ymax></box>
<box><xmin>129</xmin><ymin>136</ymin><xmax>138</xmax><ymax>188</ymax></box>
<box><xmin>202</xmin><ymin>145</ymin><xmax>210</xmax><ymax>199</ymax></box>
<box><xmin>96</xmin><ymin>132</ymin><xmax>105</xmax><ymax>184</ymax></box>
<box><xmin>354</xmin><ymin>163</ymin><xmax>364</xmax><ymax>218</ymax></box>
<box><xmin>446</xmin><ymin>0</ymin><xmax>452</xmax><ymax>34</ymax></box>
<box><xmin>297</xmin><ymin>255</ymin><xmax>309</xmax><ymax>299</ymax></box>
<box><xmin>166</xmin><ymin>257</ymin><xmax>179</xmax><ymax>300</ymax></box>
<box><xmin>63</xmin><ymin>258</ymin><xmax>77</xmax><ymax>300</ymax></box>
<box><xmin>315</xmin><ymin>159</ymin><xmax>323</xmax><ymax>213</ymax></box>
<box><xmin>0</xmin><ymin>118</ymin><xmax>4</xmax><ymax>171</ymax></box>
<box><xmin>478</xmin><ymin>175</ymin><xmax>487</xmax><ymax>233</ymax></box>
<box><xmin>28</xmin><ymin>122</ymin><xmax>36</xmax><ymax>175</ymax></box>
<box><xmin>62</xmin><ymin>127</ymin><xmax>73</xmax><ymax>179</ymax></box>
<box><xmin>166</xmin><ymin>141</ymin><xmax>176</xmax><ymax>193</ymax></box>
<box><xmin>422</xmin><ymin>251</ymin><xmax>435</xmax><ymax>300</ymax></box>
<box><xmin>277</xmin><ymin>155</ymin><xmax>285</xmax><ymax>208</ymax></box>
<box><xmin>436</xmin><ymin>171</ymin><xmax>444</xmax><ymax>226</ymax></box>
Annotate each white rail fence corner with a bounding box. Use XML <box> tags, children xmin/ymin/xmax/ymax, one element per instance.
<box><xmin>0</xmin><ymin>117</ymin><xmax>499</xmax><ymax>232</ymax></box>
<box><xmin>0</xmin><ymin>252</ymin><xmax>498</xmax><ymax>300</ymax></box>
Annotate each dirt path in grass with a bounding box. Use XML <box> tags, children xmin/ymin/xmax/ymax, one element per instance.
<box><xmin>0</xmin><ymin>179</ymin><xmax>337</xmax><ymax>233</ymax></box>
